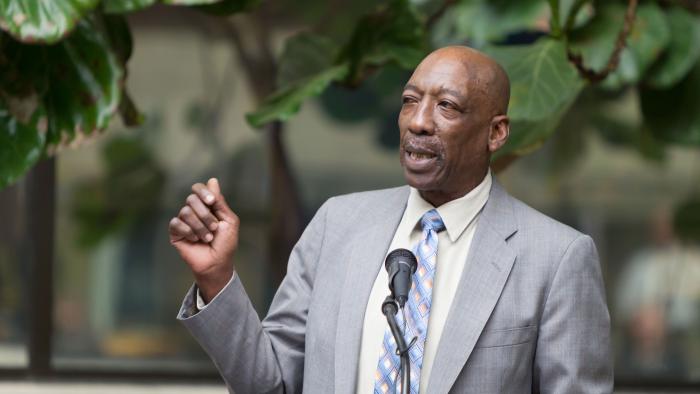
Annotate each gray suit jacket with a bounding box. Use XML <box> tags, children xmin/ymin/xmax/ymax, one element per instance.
<box><xmin>178</xmin><ymin>180</ymin><xmax>613</xmax><ymax>393</ymax></box>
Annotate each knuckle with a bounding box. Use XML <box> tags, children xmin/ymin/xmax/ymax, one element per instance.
<box><xmin>186</xmin><ymin>194</ymin><xmax>198</xmax><ymax>205</ymax></box>
<box><xmin>169</xmin><ymin>217</ymin><xmax>179</xmax><ymax>228</ymax></box>
<box><xmin>180</xmin><ymin>206</ymin><xmax>192</xmax><ymax>216</ymax></box>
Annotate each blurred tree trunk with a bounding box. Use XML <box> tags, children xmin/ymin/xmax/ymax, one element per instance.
<box><xmin>222</xmin><ymin>15</ymin><xmax>305</xmax><ymax>290</ymax></box>
<box><xmin>267</xmin><ymin>120</ymin><xmax>304</xmax><ymax>287</ymax></box>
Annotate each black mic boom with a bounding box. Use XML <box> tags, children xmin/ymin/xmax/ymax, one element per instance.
<box><xmin>385</xmin><ymin>248</ymin><xmax>418</xmax><ymax>308</ymax></box>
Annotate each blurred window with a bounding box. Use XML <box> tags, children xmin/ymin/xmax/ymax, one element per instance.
<box><xmin>0</xmin><ymin>182</ymin><xmax>29</xmax><ymax>368</ymax></box>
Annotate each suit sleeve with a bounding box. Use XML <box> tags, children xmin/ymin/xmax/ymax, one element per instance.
<box><xmin>177</xmin><ymin>199</ymin><xmax>331</xmax><ymax>394</ymax></box>
<box><xmin>532</xmin><ymin>234</ymin><xmax>614</xmax><ymax>394</ymax></box>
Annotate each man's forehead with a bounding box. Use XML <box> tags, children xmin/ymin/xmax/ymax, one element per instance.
<box><xmin>405</xmin><ymin>57</ymin><xmax>472</xmax><ymax>94</ymax></box>
<box><xmin>414</xmin><ymin>55</ymin><xmax>471</xmax><ymax>78</ymax></box>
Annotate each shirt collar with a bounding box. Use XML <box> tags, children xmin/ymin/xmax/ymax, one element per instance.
<box><xmin>405</xmin><ymin>170</ymin><xmax>492</xmax><ymax>243</ymax></box>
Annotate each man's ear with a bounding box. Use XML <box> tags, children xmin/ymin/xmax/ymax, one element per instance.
<box><xmin>488</xmin><ymin>115</ymin><xmax>509</xmax><ymax>153</ymax></box>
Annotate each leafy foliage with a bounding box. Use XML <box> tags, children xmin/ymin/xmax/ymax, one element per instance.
<box><xmin>568</xmin><ymin>2</ymin><xmax>671</xmax><ymax>88</ymax></box>
<box><xmin>0</xmin><ymin>0</ymin><xmax>254</xmax><ymax>188</ymax></box>
<box><xmin>275</xmin><ymin>32</ymin><xmax>338</xmax><ymax>87</ymax></box>
<box><xmin>3</xmin><ymin>0</ymin><xmax>700</xmax><ymax>189</ymax></box>
<box><xmin>247</xmin><ymin>0</ymin><xmax>426</xmax><ymax>128</ymax></box>
<box><xmin>646</xmin><ymin>6</ymin><xmax>700</xmax><ymax>89</ymax></box>
<box><xmin>246</xmin><ymin>64</ymin><xmax>349</xmax><ymax>127</ymax></box>
<box><xmin>431</xmin><ymin>0</ymin><xmax>547</xmax><ymax>48</ymax></box>
<box><xmin>0</xmin><ymin>0</ymin><xmax>98</xmax><ymax>43</ymax></box>
<box><xmin>102</xmin><ymin>0</ymin><xmax>157</xmax><ymax>14</ymax></box>
<box><xmin>248</xmin><ymin>0</ymin><xmax>700</xmax><ymax>168</ymax></box>
<box><xmin>43</xmin><ymin>16</ymin><xmax>123</xmax><ymax>149</ymax></box>
<box><xmin>486</xmin><ymin>38</ymin><xmax>584</xmax><ymax>157</ymax></box>
<box><xmin>336</xmin><ymin>0</ymin><xmax>426</xmax><ymax>83</ymax></box>
<box><xmin>0</xmin><ymin>97</ymin><xmax>47</xmax><ymax>187</ymax></box>
<box><xmin>641</xmin><ymin>63</ymin><xmax>700</xmax><ymax>145</ymax></box>
<box><xmin>102</xmin><ymin>0</ymin><xmax>255</xmax><ymax>14</ymax></box>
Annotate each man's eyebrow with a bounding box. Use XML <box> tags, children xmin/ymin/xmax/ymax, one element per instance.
<box><xmin>402</xmin><ymin>84</ymin><xmax>466</xmax><ymax>102</ymax></box>
<box><xmin>403</xmin><ymin>83</ymin><xmax>421</xmax><ymax>93</ymax></box>
<box><xmin>438</xmin><ymin>87</ymin><xmax>466</xmax><ymax>101</ymax></box>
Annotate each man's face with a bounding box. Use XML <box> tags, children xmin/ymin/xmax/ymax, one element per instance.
<box><xmin>398</xmin><ymin>54</ymin><xmax>492</xmax><ymax>204</ymax></box>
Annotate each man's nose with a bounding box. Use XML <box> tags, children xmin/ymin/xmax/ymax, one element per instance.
<box><xmin>408</xmin><ymin>100</ymin><xmax>435</xmax><ymax>135</ymax></box>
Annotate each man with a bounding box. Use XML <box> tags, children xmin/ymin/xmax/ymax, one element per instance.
<box><xmin>169</xmin><ymin>46</ymin><xmax>613</xmax><ymax>393</ymax></box>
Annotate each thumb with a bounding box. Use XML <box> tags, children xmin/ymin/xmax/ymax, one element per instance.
<box><xmin>207</xmin><ymin>178</ymin><xmax>236</xmax><ymax>223</ymax></box>
<box><xmin>207</xmin><ymin>177</ymin><xmax>222</xmax><ymax>195</ymax></box>
<box><xmin>211</xmin><ymin>219</ymin><xmax>238</xmax><ymax>255</ymax></box>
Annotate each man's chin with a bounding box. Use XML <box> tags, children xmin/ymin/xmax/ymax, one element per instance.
<box><xmin>403</xmin><ymin>171</ymin><xmax>439</xmax><ymax>192</ymax></box>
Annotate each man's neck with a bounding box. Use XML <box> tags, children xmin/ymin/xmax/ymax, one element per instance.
<box><xmin>419</xmin><ymin>170</ymin><xmax>490</xmax><ymax>207</ymax></box>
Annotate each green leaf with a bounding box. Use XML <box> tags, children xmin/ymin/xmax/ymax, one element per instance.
<box><xmin>102</xmin><ymin>0</ymin><xmax>157</xmax><ymax>14</ymax></box>
<box><xmin>568</xmin><ymin>2</ymin><xmax>671</xmax><ymax>88</ymax></box>
<box><xmin>249</xmin><ymin>0</ymin><xmax>427</xmax><ymax>128</ymax></box>
<box><xmin>337</xmin><ymin>0</ymin><xmax>427</xmax><ymax>84</ymax></box>
<box><xmin>161</xmin><ymin>0</ymin><xmax>220</xmax><ymax>4</ymax></box>
<box><xmin>194</xmin><ymin>0</ymin><xmax>260</xmax><ymax>15</ymax></box>
<box><xmin>101</xmin><ymin>14</ymin><xmax>144</xmax><ymax>126</ymax></box>
<box><xmin>102</xmin><ymin>14</ymin><xmax>133</xmax><ymax>64</ymax></box>
<box><xmin>245</xmin><ymin>64</ymin><xmax>349</xmax><ymax>128</ymax></box>
<box><xmin>0</xmin><ymin>33</ymin><xmax>49</xmax><ymax>100</ymax></box>
<box><xmin>641</xmin><ymin>63</ymin><xmax>700</xmax><ymax>146</ymax></box>
<box><xmin>557</xmin><ymin>0</ymin><xmax>592</xmax><ymax>31</ymax></box>
<box><xmin>102</xmin><ymin>0</ymin><xmax>257</xmax><ymax>14</ymax></box>
<box><xmin>0</xmin><ymin>96</ymin><xmax>47</xmax><ymax>189</ymax></box>
<box><xmin>646</xmin><ymin>7</ymin><xmax>700</xmax><ymax>89</ymax></box>
<box><xmin>44</xmin><ymin>16</ymin><xmax>124</xmax><ymax>149</ymax></box>
<box><xmin>0</xmin><ymin>0</ymin><xmax>98</xmax><ymax>44</ymax></box>
<box><xmin>486</xmin><ymin>38</ymin><xmax>584</xmax><ymax>158</ymax></box>
<box><xmin>432</xmin><ymin>0</ymin><xmax>547</xmax><ymax>48</ymax></box>
<box><xmin>276</xmin><ymin>32</ymin><xmax>337</xmax><ymax>88</ymax></box>
<box><xmin>487</xmin><ymin>38</ymin><xmax>584</xmax><ymax>120</ymax></box>
<box><xmin>0</xmin><ymin>33</ymin><xmax>49</xmax><ymax>188</ymax></box>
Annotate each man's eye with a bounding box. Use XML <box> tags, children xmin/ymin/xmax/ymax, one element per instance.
<box><xmin>439</xmin><ymin>101</ymin><xmax>455</xmax><ymax>109</ymax></box>
<box><xmin>402</xmin><ymin>96</ymin><xmax>416</xmax><ymax>104</ymax></box>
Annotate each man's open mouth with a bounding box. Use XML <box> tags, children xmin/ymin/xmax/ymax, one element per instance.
<box><xmin>404</xmin><ymin>146</ymin><xmax>439</xmax><ymax>171</ymax></box>
<box><xmin>408</xmin><ymin>151</ymin><xmax>437</xmax><ymax>160</ymax></box>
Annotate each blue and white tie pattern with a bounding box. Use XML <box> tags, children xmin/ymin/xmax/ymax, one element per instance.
<box><xmin>374</xmin><ymin>209</ymin><xmax>446</xmax><ymax>394</ymax></box>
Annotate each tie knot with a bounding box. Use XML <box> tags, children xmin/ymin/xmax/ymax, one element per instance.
<box><xmin>420</xmin><ymin>209</ymin><xmax>445</xmax><ymax>233</ymax></box>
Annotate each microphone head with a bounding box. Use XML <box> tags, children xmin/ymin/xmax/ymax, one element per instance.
<box><xmin>384</xmin><ymin>248</ymin><xmax>417</xmax><ymax>273</ymax></box>
<box><xmin>385</xmin><ymin>248</ymin><xmax>418</xmax><ymax>308</ymax></box>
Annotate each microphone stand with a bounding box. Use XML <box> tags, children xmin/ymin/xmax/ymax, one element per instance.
<box><xmin>382</xmin><ymin>296</ymin><xmax>410</xmax><ymax>394</ymax></box>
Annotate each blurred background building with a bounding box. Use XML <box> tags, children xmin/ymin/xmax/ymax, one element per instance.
<box><xmin>0</xmin><ymin>1</ymin><xmax>699</xmax><ymax>392</ymax></box>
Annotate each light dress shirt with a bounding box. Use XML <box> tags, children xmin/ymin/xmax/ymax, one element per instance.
<box><xmin>196</xmin><ymin>172</ymin><xmax>492</xmax><ymax>394</ymax></box>
<box><xmin>355</xmin><ymin>171</ymin><xmax>491</xmax><ymax>394</ymax></box>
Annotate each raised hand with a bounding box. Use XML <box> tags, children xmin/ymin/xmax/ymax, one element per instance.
<box><xmin>169</xmin><ymin>178</ymin><xmax>239</xmax><ymax>302</ymax></box>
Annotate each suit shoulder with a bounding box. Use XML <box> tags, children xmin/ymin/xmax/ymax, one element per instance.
<box><xmin>324</xmin><ymin>186</ymin><xmax>408</xmax><ymax>211</ymax></box>
<box><xmin>508</xmin><ymin>194</ymin><xmax>588</xmax><ymax>246</ymax></box>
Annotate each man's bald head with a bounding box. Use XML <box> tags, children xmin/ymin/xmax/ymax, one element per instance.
<box><xmin>414</xmin><ymin>46</ymin><xmax>510</xmax><ymax>115</ymax></box>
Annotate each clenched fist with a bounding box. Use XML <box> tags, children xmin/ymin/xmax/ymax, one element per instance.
<box><xmin>169</xmin><ymin>178</ymin><xmax>239</xmax><ymax>303</ymax></box>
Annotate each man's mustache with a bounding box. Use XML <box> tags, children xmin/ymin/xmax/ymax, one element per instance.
<box><xmin>402</xmin><ymin>137</ymin><xmax>443</xmax><ymax>156</ymax></box>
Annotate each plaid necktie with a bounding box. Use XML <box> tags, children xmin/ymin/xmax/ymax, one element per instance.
<box><xmin>374</xmin><ymin>209</ymin><xmax>446</xmax><ymax>394</ymax></box>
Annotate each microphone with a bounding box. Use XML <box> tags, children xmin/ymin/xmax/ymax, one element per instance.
<box><xmin>385</xmin><ymin>248</ymin><xmax>417</xmax><ymax>308</ymax></box>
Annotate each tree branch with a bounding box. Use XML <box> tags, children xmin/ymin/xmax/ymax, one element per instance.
<box><xmin>567</xmin><ymin>0</ymin><xmax>638</xmax><ymax>83</ymax></box>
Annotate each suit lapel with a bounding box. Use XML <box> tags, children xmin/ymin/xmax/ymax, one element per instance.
<box><xmin>334</xmin><ymin>187</ymin><xmax>410</xmax><ymax>394</ymax></box>
<box><xmin>425</xmin><ymin>180</ymin><xmax>518</xmax><ymax>394</ymax></box>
